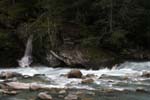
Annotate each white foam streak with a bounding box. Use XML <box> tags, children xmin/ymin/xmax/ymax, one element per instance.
<box><xmin>0</xmin><ymin>61</ymin><xmax>150</xmax><ymax>90</ymax></box>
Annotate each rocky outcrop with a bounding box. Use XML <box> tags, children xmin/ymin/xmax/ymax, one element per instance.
<box><xmin>47</xmin><ymin>49</ymin><xmax>88</xmax><ymax>67</ymax></box>
<box><xmin>45</xmin><ymin>48</ymin><xmax>117</xmax><ymax>69</ymax></box>
<box><xmin>46</xmin><ymin>53</ymin><xmax>62</xmax><ymax>67</ymax></box>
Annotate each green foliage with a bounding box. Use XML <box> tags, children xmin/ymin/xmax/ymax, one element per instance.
<box><xmin>109</xmin><ymin>30</ymin><xmax>127</xmax><ymax>48</ymax></box>
<box><xmin>0</xmin><ymin>0</ymin><xmax>150</xmax><ymax>66</ymax></box>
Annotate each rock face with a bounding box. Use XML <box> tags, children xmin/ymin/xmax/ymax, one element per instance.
<box><xmin>68</xmin><ymin>69</ymin><xmax>82</xmax><ymax>78</ymax></box>
<box><xmin>59</xmin><ymin>49</ymin><xmax>87</xmax><ymax>66</ymax></box>
<box><xmin>46</xmin><ymin>53</ymin><xmax>62</xmax><ymax>67</ymax></box>
<box><xmin>45</xmin><ymin>48</ymin><xmax>117</xmax><ymax>69</ymax></box>
<box><xmin>38</xmin><ymin>92</ymin><xmax>53</xmax><ymax>100</ymax></box>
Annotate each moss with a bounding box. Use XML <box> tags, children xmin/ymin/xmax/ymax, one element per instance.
<box><xmin>82</xmin><ymin>47</ymin><xmax>114</xmax><ymax>60</ymax></box>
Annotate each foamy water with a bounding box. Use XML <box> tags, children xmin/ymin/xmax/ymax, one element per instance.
<box><xmin>0</xmin><ymin>61</ymin><xmax>150</xmax><ymax>91</ymax></box>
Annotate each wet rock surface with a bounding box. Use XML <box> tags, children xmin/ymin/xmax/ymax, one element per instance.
<box><xmin>30</xmin><ymin>83</ymin><xmax>42</xmax><ymax>91</ymax></box>
<box><xmin>0</xmin><ymin>90</ymin><xmax>19</xmax><ymax>95</ymax></box>
<box><xmin>65</xmin><ymin>94</ymin><xmax>78</xmax><ymax>100</ymax></box>
<box><xmin>82</xmin><ymin>78</ymin><xmax>94</xmax><ymax>84</ymax></box>
<box><xmin>4</xmin><ymin>82</ymin><xmax>30</xmax><ymax>90</ymax></box>
<box><xmin>0</xmin><ymin>71</ymin><xmax>21</xmax><ymax>79</ymax></box>
<box><xmin>59</xmin><ymin>90</ymin><xmax>66</xmax><ymax>94</ymax></box>
<box><xmin>38</xmin><ymin>92</ymin><xmax>53</xmax><ymax>100</ymax></box>
<box><xmin>141</xmin><ymin>71</ymin><xmax>150</xmax><ymax>78</ymax></box>
<box><xmin>85</xmin><ymin>74</ymin><xmax>97</xmax><ymax>78</ymax></box>
<box><xmin>68</xmin><ymin>69</ymin><xmax>83</xmax><ymax>78</ymax></box>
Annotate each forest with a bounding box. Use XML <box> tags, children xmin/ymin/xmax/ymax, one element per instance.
<box><xmin>0</xmin><ymin>0</ymin><xmax>150</xmax><ymax>100</ymax></box>
<box><xmin>0</xmin><ymin>0</ymin><xmax>150</xmax><ymax>68</ymax></box>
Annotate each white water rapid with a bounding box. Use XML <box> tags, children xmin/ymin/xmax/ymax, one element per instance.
<box><xmin>1</xmin><ymin>61</ymin><xmax>150</xmax><ymax>91</ymax></box>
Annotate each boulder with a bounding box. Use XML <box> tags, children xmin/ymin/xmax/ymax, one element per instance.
<box><xmin>0</xmin><ymin>71</ymin><xmax>21</xmax><ymax>79</ymax></box>
<box><xmin>38</xmin><ymin>92</ymin><xmax>53</xmax><ymax>100</ymax></box>
<box><xmin>136</xmin><ymin>88</ymin><xmax>147</xmax><ymax>92</ymax></box>
<box><xmin>68</xmin><ymin>69</ymin><xmax>82</xmax><ymax>78</ymax></box>
<box><xmin>141</xmin><ymin>71</ymin><xmax>150</xmax><ymax>78</ymax></box>
<box><xmin>4</xmin><ymin>82</ymin><xmax>30</xmax><ymax>90</ymax></box>
<box><xmin>59</xmin><ymin>90</ymin><xmax>66</xmax><ymax>94</ymax></box>
<box><xmin>30</xmin><ymin>83</ymin><xmax>41</xmax><ymax>91</ymax></box>
<box><xmin>82</xmin><ymin>78</ymin><xmax>94</xmax><ymax>84</ymax></box>
<box><xmin>85</xmin><ymin>74</ymin><xmax>97</xmax><ymax>78</ymax></box>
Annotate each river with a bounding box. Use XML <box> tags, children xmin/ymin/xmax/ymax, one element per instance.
<box><xmin>0</xmin><ymin>61</ymin><xmax>150</xmax><ymax>100</ymax></box>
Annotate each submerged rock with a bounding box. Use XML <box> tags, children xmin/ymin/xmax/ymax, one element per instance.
<box><xmin>82</xmin><ymin>78</ymin><xmax>94</xmax><ymax>84</ymax></box>
<box><xmin>82</xmin><ymin>98</ymin><xmax>93</xmax><ymax>100</ymax></box>
<box><xmin>60</xmin><ymin>74</ymin><xmax>68</xmax><ymax>77</ymax></box>
<box><xmin>85</xmin><ymin>74</ymin><xmax>97</xmax><ymax>78</ymax></box>
<box><xmin>65</xmin><ymin>94</ymin><xmax>78</xmax><ymax>100</ymax></box>
<box><xmin>38</xmin><ymin>92</ymin><xmax>53</xmax><ymax>100</ymax></box>
<box><xmin>136</xmin><ymin>88</ymin><xmax>147</xmax><ymax>92</ymax></box>
<box><xmin>2</xmin><ymin>90</ymin><xmax>18</xmax><ymax>95</ymax></box>
<box><xmin>23</xmin><ymin>75</ymin><xmax>32</xmax><ymax>79</ymax></box>
<box><xmin>4</xmin><ymin>82</ymin><xmax>30</xmax><ymax>90</ymax></box>
<box><xmin>101</xmin><ymin>88</ymin><xmax>115</xmax><ymax>93</ymax></box>
<box><xmin>68</xmin><ymin>69</ymin><xmax>82</xmax><ymax>78</ymax></box>
<box><xmin>0</xmin><ymin>71</ymin><xmax>21</xmax><ymax>79</ymax></box>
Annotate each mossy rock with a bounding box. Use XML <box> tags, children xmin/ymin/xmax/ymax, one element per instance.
<box><xmin>80</xmin><ymin>47</ymin><xmax>118</xmax><ymax>69</ymax></box>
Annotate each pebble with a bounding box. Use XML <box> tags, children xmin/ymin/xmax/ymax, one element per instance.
<box><xmin>65</xmin><ymin>94</ymin><xmax>78</xmax><ymax>100</ymax></box>
<box><xmin>38</xmin><ymin>92</ymin><xmax>53</xmax><ymax>100</ymax></box>
<box><xmin>59</xmin><ymin>90</ymin><xmax>66</xmax><ymax>94</ymax></box>
<box><xmin>82</xmin><ymin>78</ymin><xmax>94</xmax><ymax>84</ymax></box>
<box><xmin>30</xmin><ymin>83</ymin><xmax>41</xmax><ymax>90</ymax></box>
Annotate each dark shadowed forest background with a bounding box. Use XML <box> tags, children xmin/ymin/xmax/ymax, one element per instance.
<box><xmin>0</xmin><ymin>0</ymin><xmax>150</xmax><ymax>68</ymax></box>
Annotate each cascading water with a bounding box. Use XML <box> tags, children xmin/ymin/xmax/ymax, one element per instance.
<box><xmin>0</xmin><ymin>62</ymin><xmax>150</xmax><ymax>99</ymax></box>
<box><xmin>18</xmin><ymin>35</ymin><xmax>33</xmax><ymax>67</ymax></box>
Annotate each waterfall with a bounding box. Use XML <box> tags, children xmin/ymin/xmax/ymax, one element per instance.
<box><xmin>18</xmin><ymin>35</ymin><xmax>33</xmax><ymax>67</ymax></box>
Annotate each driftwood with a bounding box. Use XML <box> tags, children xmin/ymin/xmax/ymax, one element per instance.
<box><xmin>50</xmin><ymin>50</ymin><xmax>85</xmax><ymax>66</ymax></box>
<box><xmin>50</xmin><ymin>50</ymin><xmax>71</xmax><ymax>65</ymax></box>
<box><xmin>50</xmin><ymin>50</ymin><xmax>64</xmax><ymax>62</ymax></box>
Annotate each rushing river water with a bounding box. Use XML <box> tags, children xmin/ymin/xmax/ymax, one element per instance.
<box><xmin>0</xmin><ymin>61</ymin><xmax>150</xmax><ymax>100</ymax></box>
